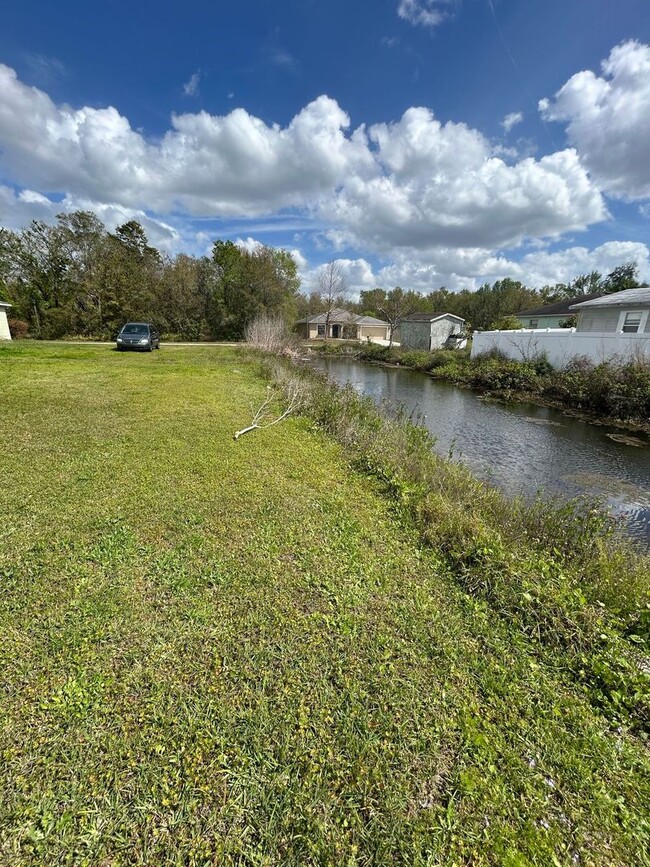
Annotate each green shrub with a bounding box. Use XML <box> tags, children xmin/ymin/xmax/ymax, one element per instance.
<box><xmin>489</xmin><ymin>314</ymin><xmax>524</xmax><ymax>330</ymax></box>
<box><xmin>7</xmin><ymin>318</ymin><xmax>29</xmax><ymax>339</ymax></box>
<box><xmin>469</xmin><ymin>358</ymin><xmax>543</xmax><ymax>393</ymax></box>
<box><xmin>545</xmin><ymin>358</ymin><xmax>650</xmax><ymax>422</ymax></box>
<box><xmin>398</xmin><ymin>349</ymin><xmax>434</xmax><ymax>369</ymax></box>
<box><xmin>531</xmin><ymin>353</ymin><xmax>554</xmax><ymax>376</ymax></box>
<box><xmin>428</xmin><ymin>348</ymin><xmax>468</xmax><ymax>369</ymax></box>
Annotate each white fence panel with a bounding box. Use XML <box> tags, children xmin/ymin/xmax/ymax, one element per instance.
<box><xmin>471</xmin><ymin>329</ymin><xmax>650</xmax><ymax>367</ymax></box>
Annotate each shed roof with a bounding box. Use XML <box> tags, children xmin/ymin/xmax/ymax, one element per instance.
<box><xmin>0</xmin><ymin>301</ymin><xmax>12</xmax><ymax>310</ymax></box>
<box><xmin>569</xmin><ymin>287</ymin><xmax>650</xmax><ymax>310</ymax></box>
<box><xmin>400</xmin><ymin>312</ymin><xmax>465</xmax><ymax>323</ymax></box>
<box><xmin>517</xmin><ymin>293</ymin><xmax>603</xmax><ymax>317</ymax></box>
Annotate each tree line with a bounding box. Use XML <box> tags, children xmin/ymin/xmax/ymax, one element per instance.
<box><xmin>347</xmin><ymin>264</ymin><xmax>643</xmax><ymax>333</ymax></box>
<box><xmin>0</xmin><ymin>212</ymin><xmax>301</xmax><ymax>340</ymax></box>
<box><xmin>0</xmin><ymin>210</ymin><xmax>644</xmax><ymax>339</ymax></box>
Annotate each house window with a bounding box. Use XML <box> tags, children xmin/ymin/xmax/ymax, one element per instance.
<box><xmin>621</xmin><ymin>312</ymin><xmax>643</xmax><ymax>333</ymax></box>
<box><xmin>317</xmin><ymin>324</ymin><xmax>325</xmax><ymax>336</ymax></box>
<box><xmin>529</xmin><ymin>319</ymin><xmax>538</xmax><ymax>328</ymax></box>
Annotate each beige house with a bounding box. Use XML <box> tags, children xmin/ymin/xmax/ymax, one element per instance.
<box><xmin>295</xmin><ymin>308</ymin><xmax>390</xmax><ymax>343</ymax></box>
<box><xmin>0</xmin><ymin>301</ymin><xmax>12</xmax><ymax>340</ymax></box>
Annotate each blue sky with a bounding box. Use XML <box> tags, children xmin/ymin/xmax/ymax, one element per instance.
<box><xmin>1</xmin><ymin>0</ymin><xmax>649</xmax><ymax>293</ymax></box>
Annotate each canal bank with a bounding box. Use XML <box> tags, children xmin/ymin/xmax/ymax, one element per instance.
<box><xmin>264</xmin><ymin>353</ymin><xmax>650</xmax><ymax>733</ymax></box>
<box><xmin>309</xmin><ymin>355</ymin><xmax>650</xmax><ymax>547</ymax></box>
<box><xmin>308</xmin><ymin>342</ymin><xmax>650</xmax><ymax>435</ymax></box>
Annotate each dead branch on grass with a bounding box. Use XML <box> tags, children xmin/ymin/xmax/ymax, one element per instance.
<box><xmin>233</xmin><ymin>383</ymin><xmax>305</xmax><ymax>440</ymax></box>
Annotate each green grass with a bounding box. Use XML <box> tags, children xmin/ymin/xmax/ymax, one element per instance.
<box><xmin>1</xmin><ymin>342</ymin><xmax>649</xmax><ymax>865</ymax></box>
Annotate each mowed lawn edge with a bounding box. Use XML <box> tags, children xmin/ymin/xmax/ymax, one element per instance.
<box><xmin>0</xmin><ymin>342</ymin><xmax>648</xmax><ymax>866</ymax></box>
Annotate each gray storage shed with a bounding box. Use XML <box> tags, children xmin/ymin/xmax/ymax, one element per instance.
<box><xmin>400</xmin><ymin>313</ymin><xmax>466</xmax><ymax>351</ymax></box>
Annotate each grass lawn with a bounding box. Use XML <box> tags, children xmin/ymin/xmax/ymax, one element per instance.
<box><xmin>0</xmin><ymin>342</ymin><xmax>648</xmax><ymax>866</ymax></box>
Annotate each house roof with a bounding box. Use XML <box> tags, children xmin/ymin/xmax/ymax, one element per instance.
<box><xmin>400</xmin><ymin>312</ymin><xmax>465</xmax><ymax>323</ymax></box>
<box><xmin>517</xmin><ymin>293</ymin><xmax>604</xmax><ymax>318</ymax></box>
<box><xmin>569</xmin><ymin>287</ymin><xmax>650</xmax><ymax>310</ymax></box>
<box><xmin>295</xmin><ymin>308</ymin><xmax>388</xmax><ymax>326</ymax></box>
<box><xmin>355</xmin><ymin>315</ymin><xmax>390</xmax><ymax>326</ymax></box>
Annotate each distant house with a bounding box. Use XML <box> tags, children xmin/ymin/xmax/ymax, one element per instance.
<box><xmin>295</xmin><ymin>309</ymin><xmax>390</xmax><ymax>343</ymax></box>
<box><xmin>472</xmin><ymin>286</ymin><xmax>650</xmax><ymax>366</ymax></box>
<box><xmin>570</xmin><ymin>287</ymin><xmax>650</xmax><ymax>334</ymax></box>
<box><xmin>515</xmin><ymin>293</ymin><xmax>603</xmax><ymax>329</ymax></box>
<box><xmin>0</xmin><ymin>301</ymin><xmax>11</xmax><ymax>340</ymax></box>
<box><xmin>400</xmin><ymin>313</ymin><xmax>466</xmax><ymax>351</ymax></box>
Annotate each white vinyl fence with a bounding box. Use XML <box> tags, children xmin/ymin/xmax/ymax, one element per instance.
<box><xmin>471</xmin><ymin>328</ymin><xmax>650</xmax><ymax>367</ymax></box>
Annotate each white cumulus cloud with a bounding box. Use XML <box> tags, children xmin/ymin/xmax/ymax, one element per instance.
<box><xmin>325</xmin><ymin>107</ymin><xmax>606</xmax><ymax>252</ymax></box>
<box><xmin>0</xmin><ymin>64</ymin><xmax>606</xmax><ymax>255</ymax></box>
<box><xmin>0</xmin><ymin>65</ymin><xmax>375</xmax><ymax>217</ymax></box>
<box><xmin>372</xmin><ymin>240</ymin><xmax>650</xmax><ymax>292</ymax></box>
<box><xmin>504</xmin><ymin>240</ymin><xmax>650</xmax><ymax>288</ymax></box>
<box><xmin>540</xmin><ymin>40</ymin><xmax>650</xmax><ymax>200</ymax></box>
<box><xmin>234</xmin><ymin>236</ymin><xmax>264</xmax><ymax>253</ymax></box>
<box><xmin>0</xmin><ymin>185</ymin><xmax>182</xmax><ymax>251</ymax></box>
<box><xmin>1</xmin><ymin>57</ymin><xmax>637</xmax><ymax>284</ymax></box>
<box><xmin>0</xmin><ymin>185</ymin><xmax>58</xmax><ymax>228</ymax></box>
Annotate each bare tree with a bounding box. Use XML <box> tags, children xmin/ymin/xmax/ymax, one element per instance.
<box><xmin>378</xmin><ymin>287</ymin><xmax>419</xmax><ymax>348</ymax></box>
<box><xmin>314</xmin><ymin>261</ymin><xmax>348</xmax><ymax>339</ymax></box>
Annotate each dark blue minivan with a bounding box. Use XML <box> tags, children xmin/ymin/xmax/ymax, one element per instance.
<box><xmin>116</xmin><ymin>322</ymin><xmax>160</xmax><ymax>352</ymax></box>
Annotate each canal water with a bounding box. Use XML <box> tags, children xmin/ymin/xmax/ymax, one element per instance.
<box><xmin>311</xmin><ymin>357</ymin><xmax>650</xmax><ymax>546</ymax></box>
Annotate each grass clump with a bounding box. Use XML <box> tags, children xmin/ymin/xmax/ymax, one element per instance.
<box><xmin>1</xmin><ymin>342</ymin><xmax>649</xmax><ymax>865</ymax></box>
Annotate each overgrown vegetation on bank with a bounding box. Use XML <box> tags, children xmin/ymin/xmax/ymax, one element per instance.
<box><xmin>264</xmin><ymin>354</ymin><xmax>650</xmax><ymax>731</ymax></box>
<box><xmin>312</xmin><ymin>340</ymin><xmax>650</xmax><ymax>428</ymax></box>
<box><xmin>2</xmin><ymin>342</ymin><xmax>649</xmax><ymax>865</ymax></box>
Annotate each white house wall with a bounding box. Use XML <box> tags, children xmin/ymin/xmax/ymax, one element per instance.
<box><xmin>471</xmin><ymin>329</ymin><xmax>650</xmax><ymax>366</ymax></box>
<box><xmin>0</xmin><ymin>309</ymin><xmax>11</xmax><ymax>340</ymax></box>
<box><xmin>516</xmin><ymin>315</ymin><xmax>568</xmax><ymax>329</ymax></box>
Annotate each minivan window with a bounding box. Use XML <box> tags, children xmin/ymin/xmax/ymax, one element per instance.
<box><xmin>122</xmin><ymin>324</ymin><xmax>148</xmax><ymax>334</ymax></box>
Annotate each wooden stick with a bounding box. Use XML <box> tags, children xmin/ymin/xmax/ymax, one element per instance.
<box><xmin>233</xmin><ymin>423</ymin><xmax>260</xmax><ymax>440</ymax></box>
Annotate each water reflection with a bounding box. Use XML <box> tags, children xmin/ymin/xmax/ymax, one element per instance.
<box><xmin>312</xmin><ymin>357</ymin><xmax>650</xmax><ymax>546</ymax></box>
